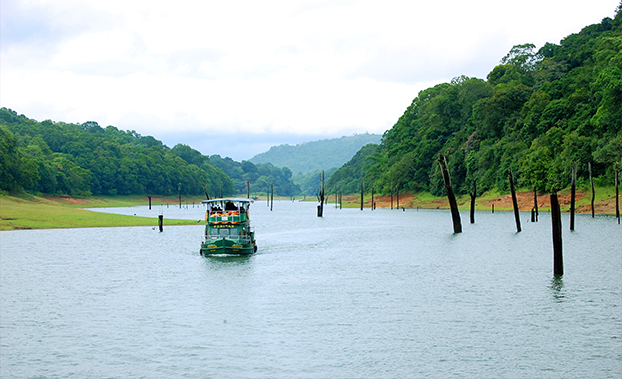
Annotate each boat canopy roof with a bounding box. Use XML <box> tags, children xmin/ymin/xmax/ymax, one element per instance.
<box><xmin>201</xmin><ymin>198</ymin><xmax>252</xmax><ymax>204</ymax></box>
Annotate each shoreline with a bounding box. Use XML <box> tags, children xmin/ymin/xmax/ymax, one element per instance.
<box><xmin>0</xmin><ymin>194</ymin><xmax>204</xmax><ymax>231</ymax></box>
<box><xmin>318</xmin><ymin>188</ymin><xmax>621</xmax><ymax>215</ymax></box>
<box><xmin>1</xmin><ymin>188</ymin><xmax>620</xmax><ymax>230</ymax></box>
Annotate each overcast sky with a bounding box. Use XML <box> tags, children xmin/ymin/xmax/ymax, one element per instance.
<box><xmin>1</xmin><ymin>0</ymin><xmax>619</xmax><ymax>161</ymax></box>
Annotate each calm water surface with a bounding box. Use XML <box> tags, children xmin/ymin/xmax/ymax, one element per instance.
<box><xmin>1</xmin><ymin>201</ymin><xmax>621</xmax><ymax>378</ymax></box>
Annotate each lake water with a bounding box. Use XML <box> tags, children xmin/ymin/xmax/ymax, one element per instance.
<box><xmin>1</xmin><ymin>201</ymin><xmax>621</xmax><ymax>378</ymax></box>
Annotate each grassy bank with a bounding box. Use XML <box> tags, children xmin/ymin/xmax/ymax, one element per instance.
<box><xmin>0</xmin><ymin>194</ymin><xmax>204</xmax><ymax>231</ymax></box>
<box><xmin>336</xmin><ymin>186</ymin><xmax>621</xmax><ymax>214</ymax></box>
<box><xmin>1</xmin><ymin>188</ymin><xmax>619</xmax><ymax>231</ymax></box>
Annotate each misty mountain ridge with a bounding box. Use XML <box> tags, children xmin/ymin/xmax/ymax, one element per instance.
<box><xmin>249</xmin><ymin>133</ymin><xmax>381</xmax><ymax>175</ymax></box>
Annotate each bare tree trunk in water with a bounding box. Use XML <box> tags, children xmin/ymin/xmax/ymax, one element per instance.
<box><xmin>438</xmin><ymin>154</ymin><xmax>462</xmax><ymax>233</ymax></box>
<box><xmin>551</xmin><ymin>192</ymin><xmax>563</xmax><ymax>276</ymax></box>
<box><xmin>589</xmin><ymin>162</ymin><xmax>595</xmax><ymax>218</ymax></box>
<box><xmin>509</xmin><ymin>170</ymin><xmax>521</xmax><ymax>233</ymax></box>
<box><xmin>469</xmin><ymin>181</ymin><xmax>476</xmax><ymax>224</ymax></box>
<box><xmin>570</xmin><ymin>162</ymin><xmax>577</xmax><ymax>231</ymax></box>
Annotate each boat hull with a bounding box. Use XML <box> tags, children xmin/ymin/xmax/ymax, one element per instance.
<box><xmin>200</xmin><ymin>238</ymin><xmax>257</xmax><ymax>256</ymax></box>
<box><xmin>200</xmin><ymin>198</ymin><xmax>257</xmax><ymax>256</ymax></box>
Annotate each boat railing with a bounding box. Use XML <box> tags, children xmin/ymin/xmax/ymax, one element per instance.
<box><xmin>206</xmin><ymin>234</ymin><xmax>253</xmax><ymax>243</ymax></box>
<box><xmin>207</xmin><ymin>211</ymin><xmax>248</xmax><ymax>224</ymax></box>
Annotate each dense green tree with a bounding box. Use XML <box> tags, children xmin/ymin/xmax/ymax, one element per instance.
<box><xmin>331</xmin><ymin>9</ymin><xmax>621</xmax><ymax>197</ymax></box>
<box><xmin>294</xmin><ymin>167</ymin><xmax>339</xmax><ymax>197</ymax></box>
<box><xmin>0</xmin><ymin>125</ymin><xmax>25</xmax><ymax>192</ymax></box>
<box><xmin>326</xmin><ymin>143</ymin><xmax>379</xmax><ymax>194</ymax></box>
<box><xmin>171</xmin><ymin>144</ymin><xmax>208</xmax><ymax>166</ymax></box>
<box><xmin>499</xmin><ymin>43</ymin><xmax>542</xmax><ymax>74</ymax></box>
<box><xmin>0</xmin><ymin>108</ymin><xmax>234</xmax><ymax>197</ymax></box>
<box><xmin>208</xmin><ymin>155</ymin><xmax>300</xmax><ymax>197</ymax></box>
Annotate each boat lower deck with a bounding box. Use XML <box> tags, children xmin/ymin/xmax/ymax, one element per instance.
<box><xmin>200</xmin><ymin>238</ymin><xmax>256</xmax><ymax>255</ymax></box>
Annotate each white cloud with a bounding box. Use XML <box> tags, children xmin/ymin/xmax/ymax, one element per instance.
<box><xmin>1</xmin><ymin>0</ymin><xmax>619</xmax><ymax>159</ymax></box>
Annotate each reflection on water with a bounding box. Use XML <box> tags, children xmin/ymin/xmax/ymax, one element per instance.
<box><xmin>202</xmin><ymin>254</ymin><xmax>253</xmax><ymax>266</ymax></box>
<box><xmin>1</xmin><ymin>202</ymin><xmax>621</xmax><ymax>378</ymax></box>
<box><xmin>551</xmin><ymin>276</ymin><xmax>565</xmax><ymax>301</ymax></box>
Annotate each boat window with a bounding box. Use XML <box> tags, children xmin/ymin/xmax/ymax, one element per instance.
<box><xmin>229</xmin><ymin>229</ymin><xmax>238</xmax><ymax>236</ymax></box>
<box><xmin>219</xmin><ymin>229</ymin><xmax>230</xmax><ymax>236</ymax></box>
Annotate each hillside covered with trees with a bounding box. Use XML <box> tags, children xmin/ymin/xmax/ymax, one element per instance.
<box><xmin>0</xmin><ymin>109</ymin><xmax>299</xmax><ymax>197</ymax></box>
<box><xmin>250</xmin><ymin>133</ymin><xmax>381</xmax><ymax>176</ymax></box>
<box><xmin>329</xmin><ymin>7</ymin><xmax>622</xmax><ymax>197</ymax></box>
<box><xmin>205</xmin><ymin>154</ymin><xmax>300</xmax><ymax>196</ymax></box>
<box><xmin>250</xmin><ymin>133</ymin><xmax>381</xmax><ymax>197</ymax></box>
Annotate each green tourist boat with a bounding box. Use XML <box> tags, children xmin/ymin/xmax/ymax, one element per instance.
<box><xmin>199</xmin><ymin>198</ymin><xmax>257</xmax><ymax>255</ymax></box>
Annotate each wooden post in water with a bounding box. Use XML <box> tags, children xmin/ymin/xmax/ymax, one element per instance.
<box><xmin>247</xmin><ymin>181</ymin><xmax>250</xmax><ymax>199</ymax></box>
<box><xmin>158</xmin><ymin>215</ymin><xmax>163</xmax><ymax>232</ymax></box>
<box><xmin>438</xmin><ymin>154</ymin><xmax>462</xmax><ymax>233</ymax></box>
<box><xmin>270</xmin><ymin>182</ymin><xmax>274</xmax><ymax>212</ymax></box>
<box><xmin>360</xmin><ymin>178</ymin><xmax>364</xmax><ymax>211</ymax></box>
<box><xmin>148</xmin><ymin>195</ymin><xmax>152</xmax><ymax>210</ymax></box>
<box><xmin>371</xmin><ymin>186</ymin><xmax>375</xmax><ymax>211</ymax></box>
<box><xmin>178</xmin><ymin>183</ymin><xmax>182</xmax><ymax>209</ymax></box>
<box><xmin>317</xmin><ymin>171</ymin><xmax>325</xmax><ymax>217</ymax></box>
<box><xmin>589</xmin><ymin>162</ymin><xmax>595</xmax><ymax>218</ymax></box>
<box><xmin>533</xmin><ymin>189</ymin><xmax>539</xmax><ymax>222</ymax></box>
<box><xmin>570</xmin><ymin>162</ymin><xmax>577</xmax><ymax>230</ymax></box>
<box><xmin>616</xmin><ymin>164</ymin><xmax>620</xmax><ymax>224</ymax></box>
<box><xmin>509</xmin><ymin>170</ymin><xmax>521</xmax><ymax>233</ymax></box>
<box><xmin>551</xmin><ymin>192</ymin><xmax>563</xmax><ymax>276</ymax></box>
<box><xmin>469</xmin><ymin>181</ymin><xmax>476</xmax><ymax>224</ymax></box>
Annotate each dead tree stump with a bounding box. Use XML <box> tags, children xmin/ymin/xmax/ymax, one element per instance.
<box><xmin>533</xmin><ymin>189</ymin><xmax>539</xmax><ymax>222</ymax></box>
<box><xmin>589</xmin><ymin>162</ymin><xmax>595</xmax><ymax>218</ymax></box>
<box><xmin>317</xmin><ymin>171</ymin><xmax>324</xmax><ymax>217</ymax></box>
<box><xmin>469</xmin><ymin>181</ymin><xmax>476</xmax><ymax>224</ymax></box>
<box><xmin>551</xmin><ymin>192</ymin><xmax>563</xmax><ymax>276</ymax></box>
<box><xmin>438</xmin><ymin>154</ymin><xmax>462</xmax><ymax>233</ymax></box>
<box><xmin>570</xmin><ymin>162</ymin><xmax>577</xmax><ymax>231</ymax></box>
<box><xmin>509</xmin><ymin>170</ymin><xmax>521</xmax><ymax>233</ymax></box>
<box><xmin>360</xmin><ymin>179</ymin><xmax>364</xmax><ymax>211</ymax></box>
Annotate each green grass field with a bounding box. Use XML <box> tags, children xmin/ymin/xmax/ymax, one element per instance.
<box><xmin>0</xmin><ymin>195</ymin><xmax>203</xmax><ymax>230</ymax></box>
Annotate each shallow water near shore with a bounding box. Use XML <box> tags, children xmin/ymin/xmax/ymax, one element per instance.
<box><xmin>1</xmin><ymin>201</ymin><xmax>621</xmax><ymax>378</ymax></box>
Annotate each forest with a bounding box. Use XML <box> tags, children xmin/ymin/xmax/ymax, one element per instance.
<box><xmin>249</xmin><ymin>133</ymin><xmax>380</xmax><ymax>197</ymax></box>
<box><xmin>328</xmin><ymin>7</ymin><xmax>622</xmax><ymax>197</ymax></box>
<box><xmin>0</xmin><ymin>109</ymin><xmax>299</xmax><ymax>197</ymax></box>
<box><xmin>250</xmin><ymin>133</ymin><xmax>381</xmax><ymax>176</ymax></box>
<box><xmin>2</xmin><ymin>8</ymin><xmax>620</xmax><ymax>200</ymax></box>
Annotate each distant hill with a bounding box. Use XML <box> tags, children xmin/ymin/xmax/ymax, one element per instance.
<box><xmin>249</xmin><ymin>133</ymin><xmax>382</xmax><ymax>175</ymax></box>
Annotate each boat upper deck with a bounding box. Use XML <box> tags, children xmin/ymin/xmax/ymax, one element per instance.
<box><xmin>203</xmin><ymin>198</ymin><xmax>252</xmax><ymax>224</ymax></box>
